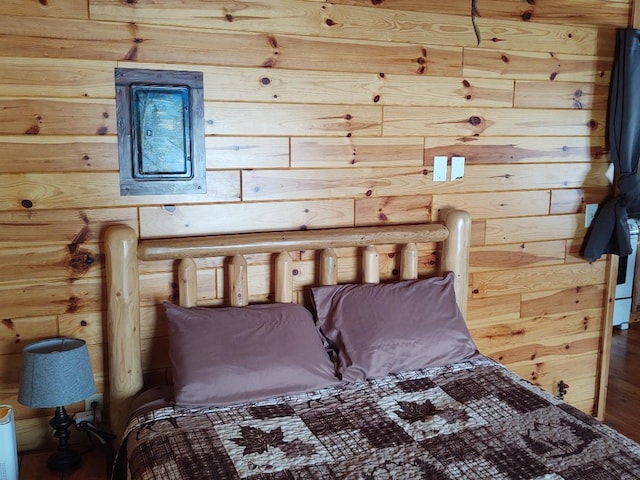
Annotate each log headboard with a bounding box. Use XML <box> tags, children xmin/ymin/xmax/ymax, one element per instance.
<box><xmin>104</xmin><ymin>209</ymin><xmax>471</xmax><ymax>439</ymax></box>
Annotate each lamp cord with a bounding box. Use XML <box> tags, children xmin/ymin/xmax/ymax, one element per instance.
<box><xmin>75</xmin><ymin>420</ymin><xmax>116</xmax><ymax>445</ymax></box>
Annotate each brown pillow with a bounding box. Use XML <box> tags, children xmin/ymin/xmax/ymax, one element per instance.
<box><xmin>310</xmin><ymin>272</ymin><xmax>478</xmax><ymax>382</ymax></box>
<box><xmin>164</xmin><ymin>302</ymin><xmax>339</xmax><ymax>407</ymax></box>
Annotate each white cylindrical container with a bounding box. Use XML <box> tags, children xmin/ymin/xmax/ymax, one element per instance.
<box><xmin>0</xmin><ymin>405</ymin><xmax>18</xmax><ymax>480</ymax></box>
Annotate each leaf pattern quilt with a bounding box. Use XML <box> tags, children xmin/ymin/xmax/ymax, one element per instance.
<box><xmin>115</xmin><ymin>357</ymin><xmax>640</xmax><ymax>479</ymax></box>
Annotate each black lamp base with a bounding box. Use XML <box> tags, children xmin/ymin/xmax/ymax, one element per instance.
<box><xmin>48</xmin><ymin>405</ymin><xmax>81</xmax><ymax>471</ymax></box>
<box><xmin>47</xmin><ymin>448</ymin><xmax>81</xmax><ymax>471</ymax></box>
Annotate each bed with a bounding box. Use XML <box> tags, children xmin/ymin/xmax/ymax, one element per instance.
<box><xmin>104</xmin><ymin>210</ymin><xmax>640</xmax><ymax>479</ymax></box>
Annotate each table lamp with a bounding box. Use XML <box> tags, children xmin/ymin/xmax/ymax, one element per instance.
<box><xmin>18</xmin><ymin>337</ymin><xmax>96</xmax><ymax>471</ymax></box>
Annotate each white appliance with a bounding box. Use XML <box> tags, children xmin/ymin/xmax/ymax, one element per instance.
<box><xmin>0</xmin><ymin>405</ymin><xmax>18</xmax><ymax>480</ymax></box>
<box><xmin>613</xmin><ymin>219</ymin><xmax>639</xmax><ymax>330</ymax></box>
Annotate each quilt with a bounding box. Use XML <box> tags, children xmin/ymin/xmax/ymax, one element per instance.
<box><xmin>115</xmin><ymin>357</ymin><xmax>640</xmax><ymax>479</ymax></box>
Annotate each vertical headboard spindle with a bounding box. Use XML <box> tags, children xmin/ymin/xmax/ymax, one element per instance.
<box><xmin>229</xmin><ymin>255</ymin><xmax>248</xmax><ymax>307</ymax></box>
<box><xmin>400</xmin><ymin>243</ymin><xmax>419</xmax><ymax>280</ymax></box>
<box><xmin>363</xmin><ymin>245</ymin><xmax>380</xmax><ymax>283</ymax></box>
<box><xmin>320</xmin><ymin>248</ymin><xmax>338</xmax><ymax>285</ymax></box>
<box><xmin>275</xmin><ymin>251</ymin><xmax>294</xmax><ymax>303</ymax></box>
<box><xmin>178</xmin><ymin>258</ymin><xmax>197</xmax><ymax>307</ymax></box>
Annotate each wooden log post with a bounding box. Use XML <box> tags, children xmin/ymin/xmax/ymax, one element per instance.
<box><xmin>275</xmin><ymin>251</ymin><xmax>293</xmax><ymax>303</ymax></box>
<box><xmin>441</xmin><ymin>210</ymin><xmax>471</xmax><ymax>317</ymax></box>
<box><xmin>320</xmin><ymin>248</ymin><xmax>338</xmax><ymax>285</ymax></box>
<box><xmin>229</xmin><ymin>255</ymin><xmax>248</xmax><ymax>307</ymax></box>
<box><xmin>400</xmin><ymin>242</ymin><xmax>418</xmax><ymax>280</ymax></box>
<box><xmin>104</xmin><ymin>225</ymin><xmax>144</xmax><ymax>442</ymax></box>
<box><xmin>178</xmin><ymin>258</ymin><xmax>197</xmax><ymax>307</ymax></box>
<box><xmin>363</xmin><ymin>245</ymin><xmax>380</xmax><ymax>283</ymax></box>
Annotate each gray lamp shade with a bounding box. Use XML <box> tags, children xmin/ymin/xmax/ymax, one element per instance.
<box><xmin>18</xmin><ymin>338</ymin><xmax>96</xmax><ymax>408</ymax></box>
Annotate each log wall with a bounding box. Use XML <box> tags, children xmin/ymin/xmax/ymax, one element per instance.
<box><xmin>0</xmin><ymin>0</ymin><xmax>632</xmax><ymax>451</ymax></box>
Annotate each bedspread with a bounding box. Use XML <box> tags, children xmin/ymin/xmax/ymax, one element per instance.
<box><xmin>115</xmin><ymin>357</ymin><xmax>640</xmax><ymax>479</ymax></box>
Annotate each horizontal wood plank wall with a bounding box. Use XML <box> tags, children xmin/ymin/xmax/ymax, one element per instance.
<box><xmin>0</xmin><ymin>0</ymin><xmax>629</xmax><ymax>451</ymax></box>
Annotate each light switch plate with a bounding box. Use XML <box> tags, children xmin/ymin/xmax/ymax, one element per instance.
<box><xmin>585</xmin><ymin>203</ymin><xmax>598</xmax><ymax>227</ymax></box>
<box><xmin>433</xmin><ymin>156</ymin><xmax>448</xmax><ymax>182</ymax></box>
<box><xmin>451</xmin><ymin>156</ymin><xmax>465</xmax><ymax>180</ymax></box>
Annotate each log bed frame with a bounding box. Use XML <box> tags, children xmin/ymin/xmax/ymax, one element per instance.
<box><xmin>104</xmin><ymin>209</ymin><xmax>471</xmax><ymax>440</ymax></box>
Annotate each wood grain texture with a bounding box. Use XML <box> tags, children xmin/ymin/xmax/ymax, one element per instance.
<box><xmin>291</xmin><ymin>137</ymin><xmax>424</xmax><ymax>167</ymax></box>
<box><xmin>467</xmin><ymin>293</ymin><xmax>522</xmax><ymax>323</ymax></box>
<box><xmin>362</xmin><ymin>245</ymin><xmax>380</xmax><ymax>284</ymax></box>
<box><xmin>0</xmin><ymin>0</ymin><xmax>627</xmax><ymax>450</ymax></box>
<box><xmin>139</xmin><ymin>200</ymin><xmax>355</xmax><ymax>238</ymax></box>
<box><xmin>507</xmin><ymin>353</ymin><xmax>600</xmax><ymax>409</ymax></box>
<box><xmin>136</xmin><ymin>223</ymin><xmax>450</xmax><ymax>262</ymax></box>
<box><xmin>205</xmin><ymin>102</ymin><xmax>381</xmax><ymax>136</ymax></box>
<box><xmin>0</xmin><ymin>278</ymin><xmax>102</xmax><ymax>319</ymax></box>
<box><xmin>0</xmin><ymin>207</ymin><xmax>137</xmax><ymax>246</ymax></box>
<box><xmin>442</xmin><ymin>209</ymin><xmax>471</xmax><ymax>315</ymax></box>
<box><xmin>521</xmin><ymin>284</ymin><xmax>607</xmax><ymax>317</ymax></box>
<box><xmin>0</xmin><ymin>16</ymin><xmax>463</xmax><ymax>76</ymax></box>
<box><xmin>593</xmin><ymin>253</ymin><xmax>619</xmax><ymax>418</ymax></box>
<box><xmin>206</xmin><ymin>136</ymin><xmax>289</xmax><ymax>169</ymax></box>
<box><xmin>0</xmin><ymin>98</ymin><xmax>115</xmax><ymax>135</ymax></box>
<box><xmin>88</xmin><ymin>1</ymin><xmax>482</xmax><ymax>48</ymax></box>
<box><xmin>384</xmin><ymin>106</ymin><xmax>606</xmax><ymax>137</ymax></box>
<box><xmin>469</xmin><ymin>240</ymin><xmax>567</xmax><ymax>273</ymax></box>
<box><xmin>0</xmin><ymin>58</ymin><xmax>115</xmax><ymax>98</ymax></box>
<box><xmin>604</xmin><ymin>323</ymin><xmax>640</xmax><ymax>442</ymax></box>
<box><xmin>0</xmin><ymin>172</ymin><xmax>240</xmax><ymax>211</ymax></box>
<box><xmin>104</xmin><ymin>226</ymin><xmax>143</xmax><ymax>442</ymax></box>
<box><xmin>275</xmin><ymin>251</ymin><xmax>294</xmax><ymax>302</ymax></box>
<box><xmin>331</xmin><ymin>0</ymin><xmax>630</xmax><ymax>27</ymax></box>
<box><xmin>0</xmin><ymin>0</ymin><xmax>89</xmax><ymax>19</ymax></box>
<box><xmin>243</xmin><ymin>164</ymin><xmax>609</xmax><ymax>201</ymax></box>
<box><xmin>229</xmin><ymin>255</ymin><xmax>249</xmax><ymax>307</ymax></box>
<box><xmin>471</xmin><ymin>262</ymin><xmax>607</xmax><ymax>298</ymax></box>
<box><xmin>484</xmin><ymin>214</ymin><xmax>588</xmax><ymax>244</ymax></box>
<box><xmin>464</xmin><ymin>48</ymin><xmax>612</xmax><ymax>84</ymax></box>
<box><xmin>424</xmin><ymin>136</ymin><xmax>607</xmax><ymax>164</ymax></box>
<box><xmin>320</xmin><ymin>249</ymin><xmax>338</xmax><ymax>285</ymax></box>
<box><xmin>89</xmin><ymin>0</ymin><xmax>606</xmax><ymax>54</ymax></box>
<box><xmin>0</xmin><ymin>244</ymin><xmax>102</xmax><ymax>284</ymax></box>
<box><xmin>550</xmin><ymin>187</ymin><xmax>611</xmax><ymax>215</ymax></box>
<box><xmin>123</xmin><ymin>63</ymin><xmax>515</xmax><ymax>107</ymax></box>
<box><xmin>0</xmin><ymin>316</ymin><xmax>58</xmax><ymax>356</ymax></box>
<box><xmin>0</xmin><ymin>136</ymin><xmax>118</xmax><ymax>173</ymax></box>
<box><xmin>178</xmin><ymin>258</ymin><xmax>198</xmax><ymax>308</ymax></box>
<box><xmin>432</xmin><ymin>190</ymin><xmax>551</xmax><ymax>220</ymax></box>
<box><xmin>400</xmin><ymin>243</ymin><xmax>419</xmax><ymax>280</ymax></box>
<box><xmin>355</xmin><ymin>195</ymin><xmax>432</xmax><ymax>226</ymax></box>
<box><xmin>514</xmin><ymin>80</ymin><xmax>609</xmax><ymax>110</ymax></box>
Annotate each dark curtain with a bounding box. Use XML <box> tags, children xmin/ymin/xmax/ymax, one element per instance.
<box><xmin>582</xmin><ymin>29</ymin><xmax>640</xmax><ymax>262</ymax></box>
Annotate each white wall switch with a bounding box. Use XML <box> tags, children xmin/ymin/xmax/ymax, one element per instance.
<box><xmin>451</xmin><ymin>156</ymin><xmax>465</xmax><ymax>180</ymax></box>
<box><xmin>585</xmin><ymin>203</ymin><xmax>598</xmax><ymax>227</ymax></box>
<box><xmin>433</xmin><ymin>156</ymin><xmax>448</xmax><ymax>182</ymax></box>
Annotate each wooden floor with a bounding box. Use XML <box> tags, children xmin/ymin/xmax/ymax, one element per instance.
<box><xmin>604</xmin><ymin>321</ymin><xmax>640</xmax><ymax>443</ymax></box>
<box><xmin>18</xmin><ymin>447</ymin><xmax>109</xmax><ymax>480</ymax></box>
